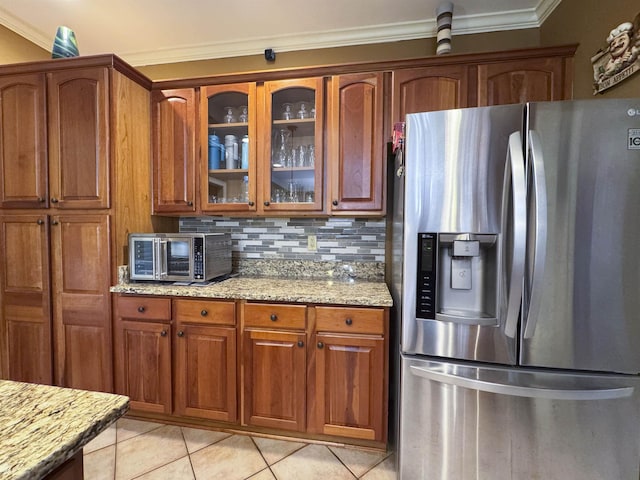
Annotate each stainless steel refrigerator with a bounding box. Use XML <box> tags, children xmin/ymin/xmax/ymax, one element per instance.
<box><xmin>390</xmin><ymin>98</ymin><xmax>640</xmax><ymax>479</ymax></box>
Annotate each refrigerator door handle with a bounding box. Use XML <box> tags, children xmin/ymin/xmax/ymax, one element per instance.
<box><xmin>409</xmin><ymin>365</ymin><xmax>634</xmax><ymax>401</ymax></box>
<box><xmin>523</xmin><ymin>130</ymin><xmax>548</xmax><ymax>339</ymax></box>
<box><xmin>502</xmin><ymin>131</ymin><xmax>527</xmax><ymax>338</ymax></box>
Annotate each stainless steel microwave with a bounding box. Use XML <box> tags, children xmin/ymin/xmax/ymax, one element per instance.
<box><xmin>128</xmin><ymin>233</ymin><xmax>231</xmax><ymax>282</ymax></box>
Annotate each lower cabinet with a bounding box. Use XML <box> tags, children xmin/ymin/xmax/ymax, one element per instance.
<box><xmin>242</xmin><ymin>303</ymin><xmax>307</xmax><ymax>432</ymax></box>
<box><xmin>113</xmin><ymin>294</ymin><xmax>388</xmax><ymax>446</ymax></box>
<box><xmin>113</xmin><ymin>295</ymin><xmax>237</xmax><ymax>421</ymax></box>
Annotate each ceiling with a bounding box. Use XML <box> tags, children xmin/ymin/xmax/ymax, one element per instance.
<box><xmin>0</xmin><ymin>0</ymin><xmax>561</xmax><ymax>67</ymax></box>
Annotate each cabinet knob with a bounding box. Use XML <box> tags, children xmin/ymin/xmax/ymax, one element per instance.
<box><xmin>177</xmin><ymin>331</ymin><xmax>184</xmax><ymax>337</ymax></box>
<box><xmin>297</xmin><ymin>340</ymin><xmax>304</xmax><ymax>348</ymax></box>
<box><xmin>51</xmin><ymin>197</ymin><xmax>59</xmax><ymax>203</ymax></box>
<box><xmin>51</xmin><ymin>220</ymin><xmax>59</xmax><ymax>225</ymax></box>
<box><xmin>137</xmin><ymin>306</ymin><xmax>145</xmax><ymax>313</ymax></box>
<box><xmin>200</xmin><ymin>309</ymin><xmax>208</xmax><ymax>316</ymax></box>
<box><xmin>37</xmin><ymin>197</ymin><xmax>45</xmax><ymax>203</ymax></box>
<box><xmin>345</xmin><ymin>318</ymin><xmax>353</xmax><ymax>326</ymax></box>
<box><xmin>37</xmin><ymin>219</ymin><xmax>44</xmax><ymax>225</ymax></box>
<box><xmin>187</xmin><ymin>201</ymin><xmax>193</xmax><ymax>206</ymax></box>
<box><xmin>160</xmin><ymin>330</ymin><xmax>167</xmax><ymax>337</ymax></box>
<box><xmin>263</xmin><ymin>201</ymin><xmax>270</xmax><ymax>207</ymax></box>
<box><xmin>317</xmin><ymin>342</ymin><xmax>324</xmax><ymax>349</ymax></box>
<box><xmin>332</xmin><ymin>200</ymin><xmax>338</xmax><ymax>206</ymax></box>
<box><xmin>248</xmin><ymin>201</ymin><xmax>255</xmax><ymax>207</ymax></box>
<box><xmin>270</xmin><ymin>313</ymin><xmax>277</xmax><ymax>321</ymax></box>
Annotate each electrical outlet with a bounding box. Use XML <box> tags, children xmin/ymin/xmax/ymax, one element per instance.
<box><xmin>307</xmin><ymin>235</ymin><xmax>317</xmax><ymax>252</ymax></box>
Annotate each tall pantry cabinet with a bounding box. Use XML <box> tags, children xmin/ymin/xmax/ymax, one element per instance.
<box><xmin>0</xmin><ymin>55</ymin><xmax>163</xmax><ymax>392</ymax></box>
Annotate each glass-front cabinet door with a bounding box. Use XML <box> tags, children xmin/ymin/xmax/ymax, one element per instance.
<box><xmin>200</xmin><ymin>83</ymin><xmax>257</xmax><ymax>213</ymax></box>
<box><xmin>260</xmin><ymin>78</ymin><xmax>324</xmax><ymax>214</ymax></box>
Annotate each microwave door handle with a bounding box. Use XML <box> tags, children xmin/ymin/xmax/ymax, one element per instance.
<box><xmin>158</xmin><ymin>240</ymin><xmax>168</xmax><ymax>280</ymax></box>
<box><xmin>523</xmin><ymin>131</ymin><xmax>547</xmax><ymax>339</ymax></box>
<box><xmin>502</xmin><ymin>131</ymin><xmax>527</xmax><ymax>338</ymax></box>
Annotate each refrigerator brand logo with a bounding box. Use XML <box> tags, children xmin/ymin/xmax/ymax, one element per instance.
<box><xmin>629</xmin><ymin>129</ymin><xmax>640</xmax><ymax>149</ymax></box>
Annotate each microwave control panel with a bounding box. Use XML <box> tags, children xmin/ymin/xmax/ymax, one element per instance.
<box><xmin>193</xmin><ymin>237</ymin><xmax>204</xmax><ymax>279</ymax></box>
<box><xmin>416</xmin><ymin>233</ymin><xmax>437</xmax><ymax>319</ymax></box>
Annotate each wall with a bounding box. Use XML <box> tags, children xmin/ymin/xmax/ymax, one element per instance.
<box><xmin>542</xmin><ymin>0</ymin><xmax>640</xmax><ymax>98</ymax></box>
<box><xmin>0</xmin><ymin>24</ymin><xmax>48</xmax><ymax>64</ymax></box>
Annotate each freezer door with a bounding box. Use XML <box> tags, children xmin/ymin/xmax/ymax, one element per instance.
<box><xmin>402</xmin><ymin>104</ymin><xmax>524</xmax><ymax>364</ymax></box>
<box><xmin>522</xmin><ymin>99</ymin><xmax>640</xmax><ymax>373</ymax></box>
<box><xmin>399</xmin><ymin>355</ymin><xmax>640</xmax><ymax>480</ymax></box>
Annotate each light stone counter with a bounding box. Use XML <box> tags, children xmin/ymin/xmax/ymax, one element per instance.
<box><xmin>111</xmin><ymin>276</ymin><xmax>393</xmax><ymax>307</ymax></box>
<box><xmin>0</xmin><ymin>381</ymin><xmax>129</xmax><ymax>480</ymax></box>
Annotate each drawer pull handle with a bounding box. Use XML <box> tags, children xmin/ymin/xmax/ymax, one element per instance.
<box><xmin>137</xmin><ymin>306</ymin><xmax>145</xmax><ymax>313</ymax></box>
<box><xmin>177</xmin><ymin>331</ymin><xmax>184</xmax><ymax>337</ymax></box>
<box><xmin>51</xmin><ymin>220</ymin><xmax>59</xmax><ymax>225</ymax></box>
<box><xmin>317</xmin><ymin>342</ymin><xmax>324</xmax><ymax>349</ymax></box>
<box><xmin>38</xmin><ymin>197</ymin><xmax>45</xmax><ymax>203</ymax></box>
<box><xmin>270</xmin><ymin>314</ymin><xmax>277</xmax><ymax>321</ymax></box>
<box><xmin>297</xmin><ymin>341</ymin><xmax>304</xmax><ymax>348</ymax></box>
<box><xmin>200</xmin><ymin>309</ymin><xmax>208</xmax><ymax>316</ymax></box>
<box><xmin>37</xmin><ymin>219</ymin><xmax>44</xmax><ymax>225</ymax></box>
<box><xmin>51</xmin><ymin>197</ymin><xmax>59</xmax><ymax>203</ymax></box>
<box><xmin>345</xmin><ymin>318</ymin><xmax>353</xmax><ymax>326</ymax></box>
<box><xmin>160</xmin><ymin>330</ymin><xmax>167</xmax><ymax>337</ymax></box>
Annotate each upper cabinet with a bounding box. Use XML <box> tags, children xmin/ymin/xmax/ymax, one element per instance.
<box><xmin>476</xmin><ymin>56</ymin><xmax>572</xmax><ymax>106</ymax></box>
<box><xmin>392</xmin><ymin>65</ymin><xmax>471</xmax><ymax>124</ymax></box>
<box><xmin>200</xmin><ymin>83</ymin><xmax>256</xmax><ymax>214</ymax></box>
<box><xmin>260</xmin><ymin>78</ymin><xmax>324</xmax><ymax>214</ymax></box>
<box><xmin>327</xmin><ymin>72</ymin><xmax>386</xmax><ymax>215</ymax></box>
<box><xmin>0</xmin><ymin>68</ymin><xmax>109</xmax><ymax>209</ymax></box>
<box><xmin>152</xmin><ymin>88</ymin><xmax>198</xmax><ymax>214</ymax></box>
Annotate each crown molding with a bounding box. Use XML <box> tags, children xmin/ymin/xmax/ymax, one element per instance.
<box><xmin>0</xmin><ymin>2</ymin><xmax>562</xmax><ymax>67</ymax></box>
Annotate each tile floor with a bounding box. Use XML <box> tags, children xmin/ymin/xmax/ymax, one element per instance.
<box><xmin>83</xmin><ymin>417</ymin><xmax>397</xmax><ymax>480</ymax></box>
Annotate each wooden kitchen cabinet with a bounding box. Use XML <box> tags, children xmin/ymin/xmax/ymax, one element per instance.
<box><xmin>174</xmin><ymin>299</ymin><xmax>237</xmax><ymax>422</ymax></box>
<box><xmin>477</xmin><ymin>56</ymin><xmax>572</xmax><ymax>106</ymax></box>
<box><xmin>0</xmin><ymin>56</ymin><xmax>159</xmax><ymax>393</ymax></box>
<box><xmin>0</xmin><ymin>67</ymin><xmax>109</xmax><ymax>210</ymax></box>
<box><xmin>308</xmin><ymin>306</ymin><xmax>388</xmax><ymax>443</ymax></box>
<box><xmin>200</xmin><ymin>83</ymin><xmax>256</xmax><ymax>214</ymax></box>
<box><xmin>0</xmin><ymin>74</ymin><xmax>47</xmax><ymax>209</ymax></box>
<box><xmin>114</xmin><ymin>295</ymin><xmax>239</xmax><ymax>421</ymax></box>
<box><xmin>242</xmin><ymin>303</ymin><xmax>307</xmax><ymax>431</ymax></box>
<box><xmin>392</xmin><ymin>65</ymin><xmax>472</xmax><ymax>124</ymax></box>
<box><xmin>114</xmin><ymin>295</ymin><xmax>173</xmax><ymax>414</ymax></box>
<box><xmin>327</xmin><ymin>72</ymin><xmax>386</xmax><ymax>215</ymax></box>
<box><xmin>51</xmin><ymin>214</ymin><xmax>112</xmax><ymax>392</ymax></box>
<box><xmin>0</xmin><ymin>214</ymin><xmax>52</xmax><ymax>384</ymax></box>
<box><xmin>152</xmin><ymin>88</ymin><xmax>198</xmax><ymax>214</ymax></box>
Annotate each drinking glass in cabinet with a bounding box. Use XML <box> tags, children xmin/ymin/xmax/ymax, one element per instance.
<box><xmin>297</xmin><ymin>102</ymin><xmax>309</xmax><ymax>119</ymax></box>
<box><xmin>224</xmin><ymin>106</ymin><xmax>236</xmax><ymax>123</ymax></box>
<box><xmin>281</xmin><ymin>103</ymin><xmax>293</xmax><ymax>120</ymax></box>
<box><xmin>272</xmin><ymin>129</ymin><xmax>291</xmax><ymax>167</ymax></box>
<box><xmin>238</xmin><ymin>106</ymin><xmax>248</xmax><ymax>123</ymax></box>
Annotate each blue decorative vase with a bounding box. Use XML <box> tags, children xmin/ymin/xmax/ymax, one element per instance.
<box><xmin>52</xmin><ymin>26</ymin><xmax>79</xmax><ymax>59</ymax></box>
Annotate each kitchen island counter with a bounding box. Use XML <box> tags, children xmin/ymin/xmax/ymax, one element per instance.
<box><xmin>0</xmin><ymin>380</ymin><xmax>128</xmax><ymax>480</ymax></box>
<box><xmin>111</xmin><ymin>276</ymin><xmax>393</xmax><ymax>307</ymax></box>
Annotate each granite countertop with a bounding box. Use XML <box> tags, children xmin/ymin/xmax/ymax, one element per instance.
<box><xmin>111</xmin><ymin>276</ymin><xmax>393</xmax><ymax>307</ymax></box>
<box><xmin>0</xmin><ymin>381</ymin><xmax>129</xmax><ymax>480</ymax></box>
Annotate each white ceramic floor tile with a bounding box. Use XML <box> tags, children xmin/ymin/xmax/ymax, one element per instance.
<box><xmin>115</xmin><ymin>425</ymin><xmax>188</xmax><ymax>480</ymax></box>
<box><xmin>247</xmin><ymin>468</ymin><xmax>276</xmax><ymax>479</ymax></box>
<box><xmin>181</xmin><ymin>426</ymin><xmax>232</xmax><ymax>454</ymax></box>
<box><xmin>116</xmin><ymin>418</ymin><xmax>165</xmax><ymax>443</ymax></box>
<box><xmin>190</xmin><ymin>434</ymin><xmax>267</xmax><ymax>480</ymax></box>
<box><xmin>360</xmin><ymin>455</ymin><xmax>397</xmax><ymax>480</ymax></box>
<box><xmin>252</xmin><ymin>436</ymin><xmax>306</xmax><ymax>465</ymax></box>
<box><xmin>134</xmin><ymin>456</ymin><xmax>195</xmax><ymax>480</ymax></box>
<box><xmin>270</xmin><ymin>444</ymin><xmax>356</xmax><ymax>480</ymax></box>
<box><xmin>83</xmin><ymin>444</ymin><xmax>115</xmax><ymax>480</ymax></box>
<box><xmin>84</xmin><ymin>424</ymin><xmax>117</xmax><ymax>454</ymax></box>
<box><xmin>329</xmin><ymin>446</ymin><xmax>389</xmax><ymax>478</ymax></box>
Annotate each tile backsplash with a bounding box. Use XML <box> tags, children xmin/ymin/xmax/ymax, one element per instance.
<box><xmin>179</xmin><ymin>216</ymin><xmax>386</xmax><ymax>280</ymax></box>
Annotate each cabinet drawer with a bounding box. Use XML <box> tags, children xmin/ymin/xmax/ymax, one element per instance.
<box><xmin>116</xmin><ymin>295</ymin><xmax>171</xmax><ymax>320</ymax></box>
<box><xmin>244</xmin><ymin>303</ymin><xmax>306</xmax><ymax>330</ymax></box>
<box><xmin>174</xmin><ymin>299</ymin><xmax>235</xmax><ymax>325</ymax></box>
<box><xmin>315</xmin><ymin>306</ymin><xmax>384</xmax><ymax>335</ymax></box>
